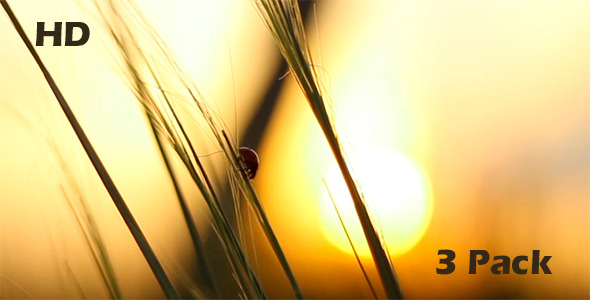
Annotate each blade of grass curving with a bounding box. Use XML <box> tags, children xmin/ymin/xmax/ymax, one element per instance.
<box><xmin>126</xmin><ymin>47</ymin><xmax>216</xmax><ymax>293</ymax></box>
<box><xmin>146</xmin><ymin>116</ymin><xmax>218</xmax><ymax>297</ymax></box>
<box><xmin>96</xmin><ymin>3</ymin><xmax>268</xmax><ymax>297</ymax></box>
<box><xmin>1</xmin><ymin>275</ymin><xmax>36</xmax><ymax>299</ymax></box>
<box><xmin>133</xmin><ymin>59</ymin><xmax>263</xmax><ymax>299</ymax></box>
<box><xmin>128</xmin><ymin>51</ymin><xmax>263</xmax><ymax>299</ymax></box>
<box><xmin>0</xmin><ymin>2</ymin><xmax>179</xmax><ymax>298</ymax></box>
<box><xmin>5</xmin><ymin>107</ymin><xmax>123</xmax><ymax>299</ymax></box>
<box><xmin>61</xmin><ymin>187</ymin><xmax>122</xmax><ymax>299</ymax></box>
<box><xmin>255</xmin><ymin>1</ymin><xmax>403</xmax><ymax>298</ymax></box>
<box><xmin>104</xmin><ymin>2</ymin><xmax>299</xmax><ymax>298</ymax></box>
<box><xmin>146</xmin><ymin>61</ymin><xmax>266</xmax><ymax>299</ymax></box>
<box><xmin>55</xmin><ymin>144</ymin><xmax>122</xmax><ymax>300</ymax></box>
<box><xmin>162</xmin><ymin>98</ymin><xmax>267</xmax><ymax>300</ymax></box>
<box><xmin>323</xmin><ymin>179</ymin><xmax>378</xmax><ymax>299</ymax></box>
<box><xmin>221</xmin><ymin>130</ymin><xmax>304</xmax><ymax>299</ymax></box>
<box><xmin>63</xmin><ymin>261</ymin><xmax>88</xmax><ymax>299</ymax></box>
<box><xmin>95</xmin><ymin>1</ymin><xmax>305</xmax><ymax>298</ymax></box>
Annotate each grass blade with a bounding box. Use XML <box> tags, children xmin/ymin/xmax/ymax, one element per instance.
<box><xmin>0</xmin><ymin>2</ymin><xmax>179</xmax><ymax>298</ymax></box>
<box><xmin>323</xmin><ymin>179</ymin><xmax>378</xmax><ymax>299</ymax></box>
<box><xmin>61</xmin><ymin>188</ymin><xmax>122</xmax><ymax>299</ymax></box>
<box><xmin>255</xmin><ymin>0</ymin><xmax>404</xmax><ymax>298</ymax></box>
<box><xmin>93</xmin><ymin>1</ymin><xmax>268</xmax><ymax>297</ymax></box>
<box><xmin>5</xmin><ymin>108</ymin><xmax>124</xmax><ymax>299</ymax></box>
<box><xmin>147</xmin><ymin>116</ymin><xmax>218</xmax><ymax>297</ymax></box>
<box><xmin>221</xmin><ymin>130</ymin><xmax>304</xmax><ymax>299</ymax></box>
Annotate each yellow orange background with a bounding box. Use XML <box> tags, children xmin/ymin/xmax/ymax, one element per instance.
<box><xmin>1</xmin><ymin>0</ymin><xmax>588</xmax><ymax>299</ymax></box>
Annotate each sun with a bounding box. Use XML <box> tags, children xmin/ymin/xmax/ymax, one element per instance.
<box><xmin>320</xmin><ymin>147</ymin><xmax>433</xmax><ymax>258</ymax></box>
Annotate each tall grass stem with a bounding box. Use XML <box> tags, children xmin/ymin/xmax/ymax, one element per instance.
<box><xmin>255</xmin><ymin>1</ymin><xmax>404</xmax><ymax>298</ymax></box>
<box><xmin>0</xmin><ymin>2</ymin><xmax>180</xmax><ymax>298</ymax></box>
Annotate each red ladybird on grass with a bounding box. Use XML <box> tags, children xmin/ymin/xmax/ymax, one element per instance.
<box><xmin>238</xmin><ymin>147</ymin><xmax>259</xmax><ymax>179</ymax></box>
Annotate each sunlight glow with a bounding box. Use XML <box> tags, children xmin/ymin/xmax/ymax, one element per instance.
<box><xmin>321</xmin><ymin>147</ymin><xmax>432</xmax><ymax>258</ymax></box>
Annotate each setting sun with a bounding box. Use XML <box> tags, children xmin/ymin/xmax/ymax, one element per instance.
<box><xmin>320</xmin><ymin>147</ymin><xmax>432</xmax><ymax>258</ymax></box>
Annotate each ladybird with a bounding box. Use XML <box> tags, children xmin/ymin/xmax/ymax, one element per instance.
<box><xmin>238</xmin><ymin>147</ymin><xmax>260</xmax><ymax>179</ymax></box>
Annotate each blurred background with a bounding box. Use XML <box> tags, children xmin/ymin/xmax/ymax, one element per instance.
<box><xmin>1</xmin><ymin>0</ymin><xmax>588</xmax><ymax>299</ymax></box>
